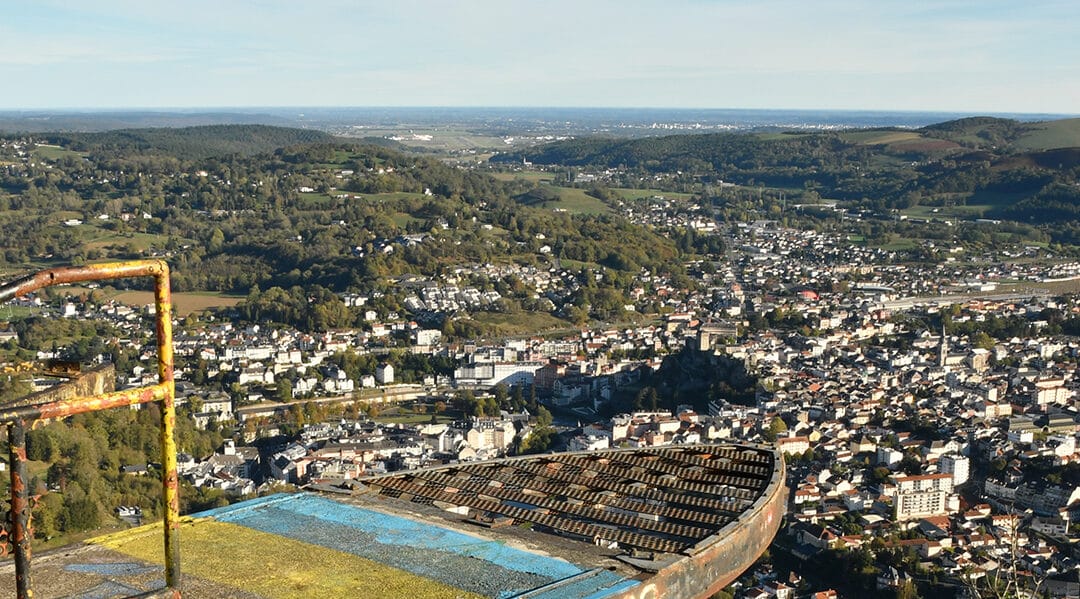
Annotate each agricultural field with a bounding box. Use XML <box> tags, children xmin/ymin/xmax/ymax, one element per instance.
<box><xmin>838</xmin><ymin>130</ymin><xmax>922</xmax><ymax>145</ymax></box>
<box><xmin>545</xmin><ymin>187</ymin><xmax>610</xmax><ymax>214</ymax></box>
<box><xmin>1015</xmin><ymin>118</ymin><xmax>1080</xmax><ymax>151</ymax></box>
<box><xmin>32</xmin><ymin>144</ymin><xmax>87</xmax><ymax>161</ymax></box>
<box><xmin>489</xmin><ymin>171</ymin><xmax>556</xmax><ymax>184</ymax></box>
<box><xmin>111</xmin><ymin>291</ymin><xmax>244</xmax><ymax>316</ymax></box>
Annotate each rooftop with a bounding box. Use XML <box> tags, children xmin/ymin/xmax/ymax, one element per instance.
<box><xmin>0</xmin><ymin>444</ymin><xmax>784</xmax><ymax>599</ymax></box>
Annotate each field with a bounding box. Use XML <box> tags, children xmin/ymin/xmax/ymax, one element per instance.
<box><xmin>32</xmin><ymin>144</ymin><xmax>87</xmax><ymax>161</ymax></box>
<box><xmin>112</xmin><ymin>291</ymin><xmax>244</xmax><ymax>316</ymax></box>
<box><xmin>469</xmin><ymin>311</ymin><xmax>569</xmax><ymax>336</ymax></box>
<box><xmin>546</xmin><ymin>187</ymin><xmax>610</xmax><ymax>214</ymax></box>
<box><xmin>838</xmin><ymin>130</ymin><xmax>922</xmax><ymax>145</ymax></box>
<box><xmin>875</xmin><ymin>237</ymin><xmax>921</xmax><ymax>251</ymax></box>
<box><xmin>0</xmin><ymin>304</ymin><xmax>36</xmax><ymax>320</ymax></box>
<box><xmin>489</xmin><ymin>171</ymin><xmax>556</xmax><ymax>184</ymax></box>
<box><xmin>898</xmin><ymin>189</ymin><xmax>1027</xmax><ymax>220</ymax></box>
<box><xmin>1015</xmin><ymin>118</ymin><xmax>1080</xmax><ymax>151</ymax></box>
<box><xmin>80</xmin><ymin>230</ymin><xmax>170</xmax><ymax>253</ymax></box>
<box><xmin>373</xmin><ymin>405</ymin><xmax>457</xmax><ymax>425</ymax></box>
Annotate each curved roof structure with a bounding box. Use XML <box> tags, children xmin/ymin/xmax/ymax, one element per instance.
<box><xmin>2</xmin><ymin>443</ymin><xmax>784</xmax><ymax>599</ymax></box>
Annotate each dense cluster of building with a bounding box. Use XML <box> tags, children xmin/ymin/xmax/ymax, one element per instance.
<box><xmin>12</xmin><ymin>197</ymin><xmax>1080</xmax><ymax>596</ymax></box>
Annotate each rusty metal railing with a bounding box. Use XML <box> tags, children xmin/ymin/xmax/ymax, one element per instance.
<box><xmin>0</xmin><ymin>260</ymin><xmax>180</xmax><ymax>599</ymax></box>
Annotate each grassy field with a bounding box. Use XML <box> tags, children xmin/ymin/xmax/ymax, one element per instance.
<box><xmin>374</xmin><ymin>406</ymin><xmax>456</xmax><ymax>426</ymax></box>
<box><xmin>1016</xmin><ymin>118</ymin><xmax>1080</xmax><ymax>151</ymax></box>
<box><xmin>838</xmin><ymin>130</ymin><xmax>923</xmax><ymax>145</ymax></box>
<box><xmin>898</xmin><ymin>189</ymin><xmax>1026</xmax><ymax>220</ymax></box>
<box><xmin>32</xmin><ymin>144</ymin><xmax>87</xmax><ymax>161</ymax></box>
<box><xmin>390</xmin><ymin>213</ymin><xmax>425</xmax><ymax>229</ymax></box>
<box><xmin>469</xmin><ymin>311</ymin><xmax>569</xmax><ymax>336</ymax></box>
<box><xmin>0</xmin><ymin>304</ymin><xmax>37</xmax><ymax>320</ymax></box>
<box><xmin>875</xmin><ymin>237</ymin><xmax>921</xmax><ymax>251</ymax></box>
<box><xmin>901</xmin><ymin>204</ymin><xmax>989</xmax><ymax>219</ymax></box>
<box><xmin>112</xmin><ymin>291</ymin><xmax>244</xmax><ymax>316</ymax></box>
<box><xmin>543</xmin><ymin>187</ymin><xmax>611</xmax><ymax>214</ymax></box>
<box><xmin>489</xmin><ymin>171</ymin><xmax>556</xmax><ymax>184</ymax></box>
<box><xmin>80</xmin><ymin>230</ymin><xmax>170</xmax><ymax>253</ymax></box>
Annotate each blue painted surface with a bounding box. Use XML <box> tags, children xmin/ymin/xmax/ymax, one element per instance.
<box><xmin>579</xmin><ymin>579</ymin><xmax>643</xmax><ymax>599</ymax></box>
<box><xmin>194</xmin><ymin>493</ymin><xmax>635</xmax><ymax>598</ymax></box>
<box><xmin>65</xmin><ymin>562</ymin><xmax>159</xmax><ymax>576</ymax></box>
<box><xmin>71</xmin><ymin>581</ymin><xmax>147</xmax><ymax>599</ymax></box>
<box><xmin>519</xmin><ymin>573</ymin><xmax>643</xmax><ymax>599</ymax></box>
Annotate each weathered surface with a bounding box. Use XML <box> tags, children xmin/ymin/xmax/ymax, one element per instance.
<box><xmin>0</xmin><ymin>444</ymin><xmax>784</xmax><ymax>599</ymax></box>
<box><xmin>608</xmin><ymin>452</ymin><xmax>786</xmax><ymax>599</ymax></box>
<box><xmin>3</xmin><ymin>363</ymin><xmax>115</xmax><ymax>409</ymax></box>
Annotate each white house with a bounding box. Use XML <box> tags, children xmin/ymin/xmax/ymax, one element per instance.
<box><xmin>375</xmin><ymin>363</ymin><xmax>394</xmax><ymax>385</ymax></box>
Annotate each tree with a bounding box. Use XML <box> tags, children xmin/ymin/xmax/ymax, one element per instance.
<box><xmin>536</xmin><ymin>406</ymin><xmax>553</xmax><ymax>428</ymax></box>
<box><xmin>207</xmin><ymin>227</ymin><xmax>225</xmax><ymax>253</ymax></box>
<box><xmin>493</xmin><ymin>383</ymin><xmax>509</xmax><ymax>409</ymax></box>
<box><xmin>971</xmin><ymin>331</ymin><xmax>995</xmax><ymax>350</ymax></box>
<box><xmin>64</xmin><ymin>496</ymin><xmax>102</xmax><ymax>531</ymax></box>
<box><xmin>896</xmin><ymin>580</ymin><xmax>921</xmax><ymax>599</ymax></box>
<box><xmin>763</xmin><ymin>416</ymin><xmax>787</xmax><ymax>442</ymax></box>
<box><xmin>278</xmin><ymin>379</ymin><xmax>293</xmax><ymax>402</ymax></box>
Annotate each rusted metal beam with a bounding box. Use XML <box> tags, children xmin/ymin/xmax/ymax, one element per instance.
<box><xmin>0</xmin><ymin>260</ymin><xmax>180</xmax><ymax>598</ymax></box>
<box><xmin>8</xmin><ymin>420</ymin><xmax>32</xmax><ymax>598</ymax></box>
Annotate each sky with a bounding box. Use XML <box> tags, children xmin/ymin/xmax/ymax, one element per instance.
<box><xmin>1</xmin><ymin>0</ymin><xmax>1077</xmax><ymax>114</ymax></box>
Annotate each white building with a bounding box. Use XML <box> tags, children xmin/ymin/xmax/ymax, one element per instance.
<box><xmin>939</xmin><ymin>454</ymin><xmax>970</xmax><ymax>486</ymax></box>
<box><xmin>413</xmin><ymin>329</ymin><xmax>442</xmax><ymax>347</ymax></box>
<box><xmin>375</xmin><ymin>363</ymin><xmax>394</xmax><ymax>385</ymax></box>
<box><xmin>453</xmin><ymin>361</ymin><xmax>544</xmax><ymax>387</ymax></box>
<box><xmin>892</xmin><ymin>473</ymin><xmax>955</xmax><ymax>522</ymax></box>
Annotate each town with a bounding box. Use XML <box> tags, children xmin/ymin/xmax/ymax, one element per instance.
<box><xmin>7</xmin><ymin>211</ymin><xmax>1080</xmax><ymax>597</ymax></box>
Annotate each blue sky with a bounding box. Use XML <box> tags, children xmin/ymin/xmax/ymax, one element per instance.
<box><xmin>1</xmin><ymin>0</ymin><xmax>1077</xmax><ymax>113</ymax></box>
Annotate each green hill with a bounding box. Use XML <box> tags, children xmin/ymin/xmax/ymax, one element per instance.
<box><xmin>922</xmin><ymin>117</ymin><xmax>1080</xmax><ymax>151</ymax></box>
<box><xmin>1014</xmin><ymin>118</ymin><xmax>1080</xmax><ymax>151</ymax></box>
<box><xmin>43</xmin><ymin>125</ymin><xmax>337</xmax><ymax>160</ymax></box>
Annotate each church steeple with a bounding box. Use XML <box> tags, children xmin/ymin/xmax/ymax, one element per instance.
<box><xmin>939</xmin><ymin>323</ymin><xmax>948</xmax><ymax>368</ymax></box>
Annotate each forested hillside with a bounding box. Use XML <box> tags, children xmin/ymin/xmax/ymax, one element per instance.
<box><xmin>0</xmin><ymin>135</ymin><xmax>683</xmax><ymax>331</ymax></box>
<box><xmin>43</xmin><ymin>125</ymin><xmax>337</xmax><ymax>159</ymax></box>
<box><xmin>493</xmin><ymin>117</ymin><xmax>1080</xmax><ymax>234</ymax></box>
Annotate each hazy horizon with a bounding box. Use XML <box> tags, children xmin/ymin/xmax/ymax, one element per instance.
<box><xmin>2</xmin><ymin>106</ymin><xmax>1075</xmax><ymax>136</ymax></box>
<box><xmin>3</xmin><ymin>1</ymin><xmax>1077</xmax><ymax>114</ymax></box>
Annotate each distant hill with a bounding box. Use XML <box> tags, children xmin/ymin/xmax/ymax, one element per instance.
<box><xmin>0</xmin><ymin>110</ymin><xmax>300</xmax><ymax>133</ymax></box>
<box><xmin>922</xmin><ymin>116</ymin><xmax>1080</xmax><ymax>151</ymax></box>
<box><xmin>42</xmin><ymin>125</ymin><xmax>338</xmax><ymax>160</ymax></box>
<box><xmin>490</xmin><ymin>116</ymin><xmax>1080</xmax><ymax>223</ymax></box>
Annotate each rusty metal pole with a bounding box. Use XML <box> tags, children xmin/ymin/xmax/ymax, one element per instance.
<box><xmin>154</xmin><ymin>264</ymin><xmax>181</xmax><ymax>595</ymax></box>
<box><xmin>9</xmin><ymin>420</ymin><xmax>32</xmax><ymax>599</ymax></box>
<box><xmin>0</xmin><ymin>260</ymin><xmax>183</xmax><ymax>597</ymax></box>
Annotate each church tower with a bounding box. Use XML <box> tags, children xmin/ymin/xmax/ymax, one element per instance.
<box><xmin>939</xmin><ymin>323</ymin><xmax>948</xmax><ymax>368</ymax></box>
